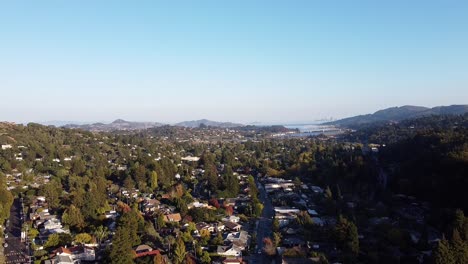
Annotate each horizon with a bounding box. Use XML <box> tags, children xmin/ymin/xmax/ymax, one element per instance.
<box><xmin>1</xmin><ymin>1</ymin><xmax>468</xmax><ymax>123</ymax></box>
<box><xmin>4</xmin><ymin>103</ymin><xmax>466</xmax><ymax>127</ymax></box>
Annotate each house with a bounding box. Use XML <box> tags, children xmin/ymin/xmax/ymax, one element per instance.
<box><xmin>181</xmin><ymin>156</ymin><xmax>200</xmax><ymax>162</ymax></box>
<box><xmin>222</xmin><ymin>215</ymin><xmax>240</xmax><ymax>223</ymax></box>
<box><xmin>43</xmin><ymin>218</ymin><xmax>63</xmax><ymax>231</ymax></box>
<box><xmin>45</xmin><ymin>255</ymin><xmax>77</xmax><ymax>264</ymax></box>
<box><xmin>224</xmin><ymin>221</ymin><xmax>242</xmax><ymax>232</ymax></box>
<box><xmin>196</xmin><ymin>222</ymin><xmax>214</xmax><ymax>233</ymax></box>
<box><xmin>223</xmin><ymin>257</ymin><xmax>244</xmax><ymax>264</ymax></box>
<box><xmin>225</xmin><ymin>231</ymin><xmax>250</xmax><ymax>250</ymax></box>
<box><xmin>54</xmin><ymin>246</ymin><xmax>96</xmax><ymax>261</ymax></box>
<box><xmin>274</xmin><ymin>207</ymin><xmax>300</xmax><ymax>214</ymax></box>
<box><xmin>164</xmin><ymin>213</ymin><xmax>182</xmax><ymax>223</ymax></box>
<box><xmin>133</xmin><ymin>244</ymin><xmax>161</xmax><ymax>258</ymax></box>
<box><xmin>217</xmin><ymin>244</ymin><xmax>243</xmax><ymax>257</ymax></box>
<box><xmin>1</xmin><ymin>144</ymin><xmax>12</xmax><ymax>150</ymax></box>
<box><xmin>187</xmin><ymin>201</ymin><xmax>209</xmax><ymax>209</ymax></box>
<box><xmin>215</xmin><ymin>222</ymin><xmax>225</xmax><ymax>232</ymax></box>
<box><xmin>143</xmin><ymin>199</ymin><xmax>160</xmax><ymax>212</ymax></box>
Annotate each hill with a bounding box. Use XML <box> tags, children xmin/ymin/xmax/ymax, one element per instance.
<box><xmin>326</xmin><ymin>105</ymin><xmax>468</xmax><ymax>127</ymax></box>
<box><xmin>175</xmin><ymin>119</ymin><xmax>243</xmax><ymax>128</ymax></box>
<box><xmin>63</xmin><ymin>119</ymin><xmax>165</xmax><ymax>132</ymax></box>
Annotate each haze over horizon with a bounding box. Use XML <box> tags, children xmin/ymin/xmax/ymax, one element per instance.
<box><xmin>1</xmin><ymin>1</ymin><xmax>467</xmax><ymax>124</ymax></box>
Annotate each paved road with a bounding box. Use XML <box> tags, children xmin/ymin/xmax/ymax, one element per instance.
<box><xmin>250</xmin><ymin>179</ymin><xmax>275</xmax><ymax>264</ymax></box>
<box><xmin>4</xmin><ymin>198</ymin><xmax>29</xmax><ymax>264</ymax></box>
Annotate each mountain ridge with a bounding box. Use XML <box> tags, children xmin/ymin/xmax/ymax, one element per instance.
<box><xmin>60</xmin><ymin>118</ymin><xmax>244</xmax><ymax>131</ymax></box>
<box><xmin>325</xmin><ymin>104</ymin><xmax>468</xmax><ymax>127</ymax></box>
<box><xmin>174</xmin><ymin>119</ymin><xmax>243</xmax><ymax>128</ymax></box>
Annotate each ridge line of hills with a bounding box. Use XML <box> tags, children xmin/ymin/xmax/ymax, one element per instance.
<box><xmin>61</xmin><ymin>119</ymin><xmax>244</xmax><ymax>132</ymax></box>
<box><xmin>3</xmin><ymin>104</ymin><xmax>467</xmax><ymax>132</ymax></box>
<box><xmin>324</xmin><ymin>104</ymin><xmax>468</xmax><ymax>127</ymax></box>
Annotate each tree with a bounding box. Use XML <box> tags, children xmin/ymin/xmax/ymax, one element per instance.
<box><xmin>209</xmin><ymin>198</ymin><xmax>220</xmax><ymax>209</ymax></box>
<box><xmin>153</xmin><ymin>253</ymin><xmax>163</xmax><ymax>264</ymax></box>
<box><xmin>28</xmin><ymin>228</ymin><xmax>39</xmax><ymax>240</ymax></box>
<box><xmin>199</xmin><ymin>250</ymin><xmax>211</xmax><ymax>264</ymax></box>
<box><xmin>109</xmin><ymin>227</ymin><xmax>134</xmax><ymax>264</ymax></box>
<box><xmin>273</xmin><ymin>232</ymin><xmax>282</xmax><ymax>247</ymax></box>
<box><xmin>433</xmin><ymin>238</ymin><xmax>455</xmax><ymax>264</ymax></box>
<box><xmin>150</xmin><ymin>171</ymin><xmax>159</xmax><ymax>191</ymax></box>
<box><xmin>253</xmin><ymin>202</ymin><xmax>264</xmax><ymax>218</ymax></box>
<box><xmin>273</xmin><ymin>218</ymin><xmax>280</xmax><ymax>232</ymax></box>
<box><xmin>164</xmin><ymin>235</ymin><xmax>176</xmax><ymax>256</ymax></box>
<box><xmin>44</xmin><ymin>233</ymin><xmax>60</xmax><ymax>249</ymax></box>
<box><xmin>334</xmin><ymin>215</ymin><xmax>359</xmax><ymax>257</ymax></box>
<box><xmin>325</xmin><ymin>186</ymin><xmax>333</xmax><ymax>200</ymax></box>
<box><xmin>155</xmin><ymin>214</ymin><xmax>166</xmax><ymax>230</ymax></box>
<box><xmin>212</xmin><ymin>232</ymin><xmax>224</xmax><ymax>245</ymax></box>
<box><xmin>62</xmin><ymin>205</ymin><xmax>86</xmax><ymax>231</ymax></box>
<box><xmin>263</xmin><ymin>237</ymin><xmax>276</xmax><ymax>256</ymax></box>
<box><xmin>74</xmin><ymin>233</ymin><xmax>93</xmax><ymax>245</ymax></box>
<box><xmin>44</xmin><ymin>233</ymin><xmax>71</xmax><ymax>249</ymax></box>
<box><xmin>93</xmin><ymin>226</ymin><xmax>109</xmax><ymax>246</ymax></box>
<box><xmin>451</xmin><ymin>229</ymin><xmax>468</xmax><ymax>264</ymax></box>
<box><xmin>40</xmin><ymin>181</ymin><xmax>62</xmax><ymax>210</ymax></box>
<box><xmin>225</xmin><ymin>205</ymin><xmax>234</xmax><ymax>216</ymax></box>
<box><xmin>173</xmin><ymin>237</ymin><xmax>187</xmax><ymax>264</ymax></box>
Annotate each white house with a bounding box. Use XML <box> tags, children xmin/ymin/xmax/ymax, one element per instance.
<box><xmin>222</xmin><ymin>215</ymin><xmax>240</xmax><ymax>223</ymax></box>
<box><xmin>1</xmin><ymin>144</ymin><xmax>12</xmax><ymax>150</ymax></box>
<box><xmin>217</xmin><ymin>244</ymin><xmax>243</xmax><ymax>257</ymax></box>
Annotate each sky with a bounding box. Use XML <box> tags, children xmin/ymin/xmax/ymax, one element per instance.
<box><xmin>1</xmin><ymin>1</ymin><xmax>467</xmax><ymax>124</ymax></box>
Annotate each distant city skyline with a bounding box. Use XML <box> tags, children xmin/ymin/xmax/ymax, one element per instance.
<box><xmin>1</xmin><ymin>1</ymin><xmax>467</xmax><ymax>124</ymax></box>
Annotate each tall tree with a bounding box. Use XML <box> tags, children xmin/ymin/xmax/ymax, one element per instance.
<box><xmin>433</xmin><ymin>238</ymin><xmax>455</xmax><ymax>264</ymax></box>
<box><xmin>173</xmin><ymin>237</ymin><xmax>187</xmax><ymax>264</ymax></box>
<box><xmin>149</xmin><ymin>171</ymin><xmax>159</xmax><ymax>191</ymax></box>
<box><xmin>62</xmin><ymin>205</ymin><xmax>86</xmax><ymax>231</ymax></box>
<box><xmin>109</xmin><ymin>227</ymin><xmax>134</xmax><ymax>264</ymax></box>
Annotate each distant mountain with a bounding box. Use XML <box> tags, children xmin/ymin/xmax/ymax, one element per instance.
<box><xmin>326</xmin><ymin>105</ymin><xmax>468</xmax><ymax>127</ymax></box>
<box><xmin>175</xmin><ymin>119</ymin><xmax>243</xmax><ymax>128</ymax></box>
<box><xmin>63</xmin><ymin>119</ymin><xmax>165</xmax><ymax>132</ymax></box>
<box><xmin>38</xmin><ymin>120</ymin><xmax>92</xmax><ymax>127</ymax></box>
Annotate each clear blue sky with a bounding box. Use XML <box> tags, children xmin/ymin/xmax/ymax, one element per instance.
<box><xmin>1</xmin><ymin>1</ymin><xmax>467</xmax><ymax>124</ymax></box>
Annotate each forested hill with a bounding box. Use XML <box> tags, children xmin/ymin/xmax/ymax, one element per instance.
<box><xmin>326</xmin><ymin>104</ymin><xmax>468</xmax><ymax>128</ymax></box>
<box><xmin>345</xmin><ymin>114</ymin><xmax>468</xmax><ymax>211</ymax></box>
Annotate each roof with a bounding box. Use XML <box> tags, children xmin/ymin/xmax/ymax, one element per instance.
<box><xmin>224</xmin><ymin>221</ymin><xmax>242</xmax><ymax>230</ymax></box>
<box><xmin>164</xmin><ymin>213</ymin><xmax>182</xmax><ymax>222</ymax></box>
<box><xmin>223</xmin><ymin>257</ymin><xmax>243</xmax><ymax>264</ymax></box>
<box><xmin>135</xmin><ymin>244</ymin><xmax>153</xmax><ymax>253</ymax></box>
<box><xmin>134</xmin><ymin>249</ymin><xmax>161</xmax><ymax>258</ymax></box>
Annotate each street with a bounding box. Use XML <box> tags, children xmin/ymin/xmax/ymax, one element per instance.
<box><xmin>4</xmin><ymin>198</ymin><xmax>28</xmax><ymax>264</ymax></box>
<box><xmin>250</xmin><ymin>178</ymin><xmax>275</xmax><ymax>264</ymax></box>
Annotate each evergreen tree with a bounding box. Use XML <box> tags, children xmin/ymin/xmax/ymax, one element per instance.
<box><xmin>173</xmin><ymin>237</ymin><xmax>187</xmax><ymax>264</ymax></box>
<box><xmin>109</xmin><ymin>227</ymin><xmax>134</xmax><ymax>264</ymax></box>
<box><xmin>62</xmin><ymin>205</ymin><xmax>86</xmax><ymax>231</ymax></box>
<box><xmin>451</xmin><ymin>229</ymin><xmax>468</xmax><ymax>264</ymax></box>
<box><xmin>150</xmin><ymin>171</ymin><xmax>159</xmax><ymax>191</ymax></box>
<box><xmin>334</xmin><ymin>215</ymin><xmax>359</xmax><ymax>257</ymax></box>
<box><xmin>433</xmin><ymin>238</ymin><xmax>455</xmax><ymax>264</ymax></box>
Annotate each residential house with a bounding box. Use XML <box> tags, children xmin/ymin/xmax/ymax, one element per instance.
<box><xmin>225</xmin><ymin>231</ymin><xmax>250</xmax><ymax>250</ymax></box>
<box><xmin>224</xmin><ymin>221</ymin><xmax>242</xmax><ymax>232</ymax></box>
<box><xmin>54</xmin><ymin>246</ymin><xmax>96</xmax><ymax>262</ymax></box>
<box><xmin>217</xmin><ymin>244</ymin><xmax>243</xmax><ymax>257</ymax></box>
<box><xmin>222</xmin><ymin>215</ymin><xmax>240</xmax><ymax>223</ymax></box>
<box><xmin>133</xmin><ymin>244</ymin><xmax>161</xmax><ymax>258</ymax></box>
<box><xmin>223</xmin><ymin>257</ymin><xmax>244</xmax><ymax>264</ymax></box>
<box><xmin>196</xmin><ymin>222</ymin><xmax>214</xmax><ymax>233</ymax></box>
<box><xmin>1</xmin><ymin>144</ymin><xmax>12</xmax><ymax>150</ymax></box>
<box><xmin>164</xmin><ymin>213</ymin><xmax>182</xmax><ymax>223</ymax></box>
